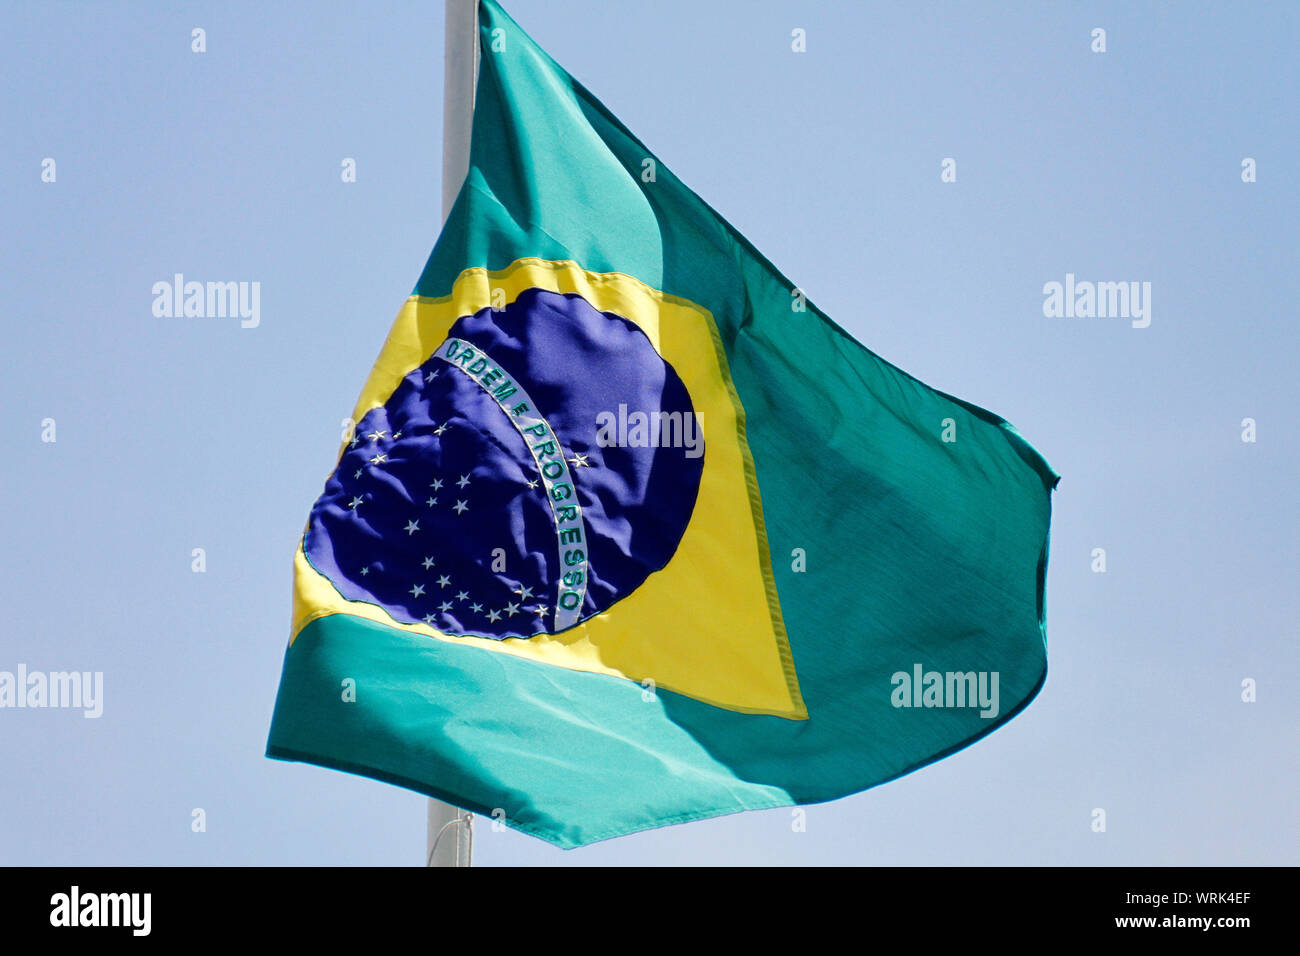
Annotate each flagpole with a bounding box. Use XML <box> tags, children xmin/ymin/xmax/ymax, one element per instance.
<box><xmin>426</xmin><ymin>0</ymin><xmax>480</xmax><ymax>869</ymax></box>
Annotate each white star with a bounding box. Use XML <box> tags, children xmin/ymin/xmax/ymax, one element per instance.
<box><xmin>366</xmin><ymin>430</ymin><xmax>388</xmax><ymax>441</ymax></box>
<box><xmin>430</xmin><ymin>478</ymin><xmax>444</xmax><ymax>491</ymax></box>
<box><xmin>433</xmin><ymin>423</ymin><xmax>448</xmax><ymax>436</ymax></box>
<box><xmin>349</xmin><ymin>437</ymin><xmax>359</xmax><ymax>448</ymax></box>
<box><xmin>453</xmin><ymin>499</ymin><xmax>469</xmax><ymax>514</ymax></box>
<box><xmin>525</xmin><ymin>479</ymin><xmax>539</xmax><ymax>490</ymax></box>
<box><xmin>455</xmin><ymin>590</ymin><xmax>469</xmax><ymax>602</ymax></box>
<box><xmin>436</xmin><ymin>575</ymin><xmax>451</xmax><ymax>588</ymax></box>
<box><xmin>532</xmin><ymin>605</ymin><xmax>547</xmax><ymax>616</ymax></box>
<box><xmin>470</xmin><ymin>602</ymin><xmax>484</xmax><ymax>614</ymax></box>
<box><xmin>504</xmin><ymin>602</ymin><xmax>520</xmax><ymax>617</ymax></box>
<box><xmin>422</xmin><ymin>557</ymin><xmax>436</xmax><ymax>570</ymax></box>
<box><xmin>568</xmin><ymin>454</ymin><xmax>590</xmax><ymax>468</ymax></box>
<box><xmin>404</xmin><ymin>519</ymin><xmax>420</xmax><ymax>535</ymax></box>
<box><xmin>348</xmin><ymin>496</ymin><xmax>363</xmax><ymax>510</ymax></box>
<box><xmin>369</xmin><ymin>453</ymin><xmax>387</xmax><ymax>464</ymax></box>
<box><xmin>513</xmin><ymin>584</ymin><xmax>534</xmax><ymax>600</ymax></box>
<box><xmin>426</xmin><ymin>497</ymin><xmax>438</xmax><ymax>507</ymax></box>
<box><xmin>393</xmin><ymin>431</ymin><xmax>402</xmax><ymax>440</ymax></box>
<box><xmin>354</xmin><ymin>469</ymin><xmax>363</xmax><ymax>479</ymax></box>
<box><xmin>456</xmin><ymin>474</ymin><xmax>472</xmax><ymax>489</ymax></box>
<box><xmin>425</xmin><ymin>369</ymin><xmax>440</xmax><ymax>383</ymax></box>
<box><xmin>410</xmin><ymin>584</ymin><xmax>426</xmax><ymax>598</ymax></box>
<box><xmin>438</xmin><ymin>601</ymin><xmax>452</xmax><ymax>612</ymax></box>
<box><xmin>486</xmin><ymin>609</ymin><xmax>502</xmax><ymax>622</ymax></box>
<box><xmin>423</xmin><ymin>613</ymin><xmax>437</xmax><ymax>624</ymax></box>
<box><xmin>359</xmin><ymin>566</ymin><xmax>369</xmax><ymax>576</ymax></box>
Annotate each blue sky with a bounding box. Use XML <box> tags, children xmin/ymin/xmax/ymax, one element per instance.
<box><xmin>1</xmin><ymin>0</ymin><xmax>1295</xmax><ymax>865</ymax></box>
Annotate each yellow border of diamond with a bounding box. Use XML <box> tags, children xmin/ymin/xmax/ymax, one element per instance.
<box><xmin>290</xmin><ymin>258</ymin><xmax>806</xmax><ymax>720</ymax></box>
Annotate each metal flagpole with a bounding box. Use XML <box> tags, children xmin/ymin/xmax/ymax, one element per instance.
<box><xmin>426</xmin><ymin>0</ymin><xmax>480</xmax><ymax>869</ymax></box>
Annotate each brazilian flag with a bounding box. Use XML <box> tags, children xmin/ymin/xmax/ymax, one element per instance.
<box><xmin>267</xmin><ymin>0</ymin><xmax>1058</xmax><ymax>848</ymax></box>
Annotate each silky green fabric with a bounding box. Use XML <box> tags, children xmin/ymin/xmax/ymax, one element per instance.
<box><xmin>267</xmin><ymin>0</ymin><xmax>1057</xmax><ymax>848</ymax></box>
